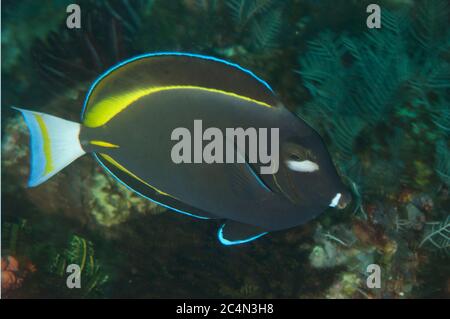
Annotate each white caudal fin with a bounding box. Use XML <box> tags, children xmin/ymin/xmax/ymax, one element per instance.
<box><xmin>13</xmin><ymin>107</ymin><xmax>86</xmax><ymax>187</ymax></box>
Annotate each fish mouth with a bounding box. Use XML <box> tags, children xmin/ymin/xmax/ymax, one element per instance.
<box><xmin>337</xmin><ymin>192</ymin><xmax>352</xmax><ymax>209</ymax></box>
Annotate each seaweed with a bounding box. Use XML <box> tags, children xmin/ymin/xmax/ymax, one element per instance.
<box><xmin>226</xmin><ymin>0</ymin><xmax>284</xmax><ymax>50</ymax></box>
<box><xmin>331</xmin><ymin>117</ymin><xmax>364</xmax><ymax>163</ymax></box>
<box><xmin>50</xmin><ymin>235</ymin><xmax>109</xmax><ymax>297</ymax></box>
<box><xmin>192</xmin><ymin>0</ymin><xmax>219</xmax><ymax>13</ymax></box>
<box><xmin>300</xmin><ymin>10</ymin><xmax>411</xmax><ymax>124</ymax></box>
<box><xmin>1</xmin><ymin>219</ymin><xmax>29</xmax><ymax>256</ymax></box>
<box><xmin>297</xmin><ymin>1</ymin><xmax>450</xmax><ymax>197</ymax></box>
<box><xmin>250</xmin><ymin>7</ymin><xmax>283</xmax><ymax>50</ymax></box>
<box><xmin>435</xmin><ymin>141</ymin><xmax>450</xmax><ymax>186</ymax></box>
<box><xmin>102</xmin><ymin>0</ymin><xmax>153</xmax><ymax>33</ymax></box>
<box><xmin>431</xmin><ymin>104</ymin><xmax>450</xmax><ymax>134</ymax></box>
<box><xmin>419</xmin><ymin>216</ymin><xmax>450</xmax><ymax>254</ymax></box>
<box><xmin>227</xmin><ymin>0</ymin><xmax>274</xmax><ymax>29</ymax></box>
<box><xmin>411</xmin><ymin>0</ymin><xmax>450</xmax><ymax>54</ymax></box>
<box><xmin>30</xmin><ymin>0</ymin><xmax>152</xmax><ymax>98</ymax></box>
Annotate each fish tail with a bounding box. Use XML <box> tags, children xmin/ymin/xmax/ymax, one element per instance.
<box><xmin>13</xmin><ymin>107</ymin><xmax>86</xmax><ymax>187</ymax></box>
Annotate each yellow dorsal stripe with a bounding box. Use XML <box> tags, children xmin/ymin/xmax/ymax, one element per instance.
<box><xmin>35</xmin><ymin>114</ymin><xmax>54</xmax><ymax>174</ymax></box>
<box><xmin>99</xmin><ymin>153</ymin><xmax>172</xmax><ymax>197</ymax></box>
<box><xmin>84</xmin><ymin>85</ymin><xmax>272</xmax><ymax>127</ymax></box>
<box><xmin>90</xmin><ymin>140</ymin><xmax>120</xmax><ymax>148</ymax></box>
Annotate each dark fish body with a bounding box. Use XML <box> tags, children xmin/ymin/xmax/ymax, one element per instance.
<box><xmin>16</xmin><ymin>53</ymin><xmax>351</xmax><ymax>245</ymax></box>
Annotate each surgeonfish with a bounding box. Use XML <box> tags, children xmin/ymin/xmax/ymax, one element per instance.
<box><xmin>15</xmin><ymin>52</ymin><xmax>351</xmax><ymax>245</ymax></box>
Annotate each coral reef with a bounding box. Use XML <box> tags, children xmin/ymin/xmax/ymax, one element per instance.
<box><xmin>1</xmin><ymin>255</ymin><xmax>36</xmax><ymax>294</ymax></box>
<box><xmin>1</xmin><ymin>219</ymin><xmax>37</xmax><ymax>297</ymax></box>
<box><xmin>88</xmin><ymin>170</ymin><xmax>166</xmax><ymax>227</ymax></box>
<box><xmin>308</xmin><ymin>186</ymin><xmax>448</xmax><ymax>298</ymax></box>
<box><xmin>296</xmin><ymin>3</ymin><xmax>449</xmax><ymax>297</ymax></box>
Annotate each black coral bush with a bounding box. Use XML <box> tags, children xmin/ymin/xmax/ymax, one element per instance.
<box><xmin>296</xmin><ymin>1</ymin><xmax>450</xmax><ymax>197</ymax></box>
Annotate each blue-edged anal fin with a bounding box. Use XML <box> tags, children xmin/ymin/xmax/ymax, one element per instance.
<box><xmin>94</xmin><ymin>152</ymin><xmax>218</xmax><ymax>220</ymax></box>
<box><xmin>218</xmin><ymin>220</ymin><xmax>268</xmax><ymax>246</ymax></box>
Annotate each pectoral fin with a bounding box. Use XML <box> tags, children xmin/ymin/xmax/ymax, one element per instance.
<box><xmin>217</xmin><ymin>220</ymin><xmax>268</xmax><ymax>246</ymax></box>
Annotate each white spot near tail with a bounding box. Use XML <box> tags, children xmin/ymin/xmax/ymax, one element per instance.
<box><xmin>329</xmin><ymin>193</ymin><xmax>342</xmax><ymax>207</ymax></box>
<box><xmin>14</xmin><ymin>107</ymin><xmax>85</xmax><ymax>187</ymax></box>
<box><xmin>286</xmin><ymin>160</ymin><xmax>319</xmax><ymax>172</ymax></box>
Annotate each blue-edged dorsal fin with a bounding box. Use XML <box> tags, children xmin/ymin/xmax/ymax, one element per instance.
<box><xmin>82</xmin><ymin>52</ymin><xmax>279</xmax><ymax>124</ymax></box>
<box><xmin>218</xmin><ymin>220</ymin><xmax>268</xmax><ymax>246</ymax></box>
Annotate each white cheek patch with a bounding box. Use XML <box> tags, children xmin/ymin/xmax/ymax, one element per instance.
<box><xmin>329</xmin><ymin>193</ymin><xmax>342</xmax><ymax>207</ymax></box>
<box><xmin>286</xmin><ymin>160</ymin><xmax>319</xmax><ymax>173</ymax></box>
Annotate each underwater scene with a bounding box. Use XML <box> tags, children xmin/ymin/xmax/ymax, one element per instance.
<box><xmin>1</xmin><ymin>0</ymin><xmax>449</xmax><ymax>299</ymax></box>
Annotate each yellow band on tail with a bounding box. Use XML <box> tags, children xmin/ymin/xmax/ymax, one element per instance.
<box><xmin>35</xmin><ymin>114</ymin><xmax>54</xmax><ymax>174</ymax></box>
